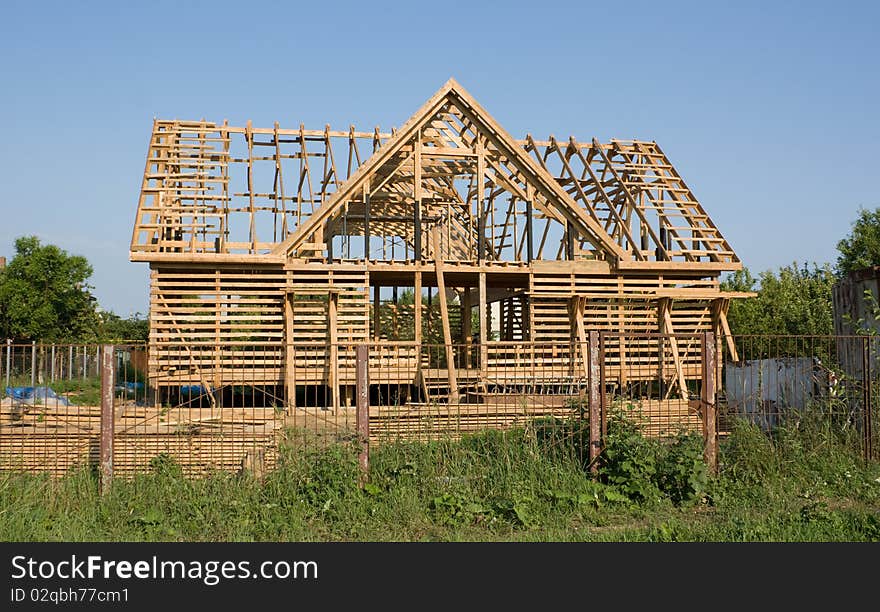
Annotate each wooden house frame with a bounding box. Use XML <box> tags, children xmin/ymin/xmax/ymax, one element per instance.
<box><xmin>130</xmin><ymin>79</ymin><xmax>749</xmax><ymax>416</ymax></box>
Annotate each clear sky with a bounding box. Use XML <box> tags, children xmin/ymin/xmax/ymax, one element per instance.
<box><xmin>1</xmin><ymin>0</ymin><xmax>877</xmax><ymax>316</ymax></box>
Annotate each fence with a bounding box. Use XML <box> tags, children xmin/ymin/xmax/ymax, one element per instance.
<box><xmin>0</xmin><ymin>342</ymin><xmax>282</xmax><ymax>483</ymax></box>
<box><xmin>1</xmin><ymin>334</ymin><xmax>877</xmax><ymax>485</ymax></box>
<box><xmin>718</xmin><ymin>335</ymin><xmax>876</xmax><ymax>462</ymax></box>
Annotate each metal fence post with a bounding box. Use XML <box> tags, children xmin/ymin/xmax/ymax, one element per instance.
<box><xmin>100</xmin><ymin>344</ymin><xmax>115</xmax><ymax>494</ymax></box>
<box><xmin>356</xmin><ymin>344</ymin><xmax>370</xmax><ymax>486</ymax></box>
<box><xmin>599</xmin><ymin>332</ymin><xmax>607</xmax><ymax>441</ymax></box>
<box><xmin>30</xmin><ymin>340</ymin><xmax>36</xmax><ymax>389</ymax></box>
<box><xmin>701</xmin><ymin>331</ymin><xmax>718</xmax><ymax>473</ymax></box>
<box><xmin>588</xmin><ymin>330</ymin><xmax>601</xmax><ymax>473</ymax></box>
<box><xmin>82</xmin><ymin>345</ymin><xmax>87</xmax><ymax>381</ymax></box>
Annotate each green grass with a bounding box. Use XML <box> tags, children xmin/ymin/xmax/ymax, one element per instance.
<box><xmin>4</xmin><ymin>375</ymin><xmax>103</xmax><ymax>406</ymax></box>
<box><xmin>1</xmin><ymin>414</ymin><xmax>878</xmax><ymax>542</ymax></box>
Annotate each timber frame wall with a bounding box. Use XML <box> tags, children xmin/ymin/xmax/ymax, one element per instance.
<box><xmin>131</xmin><ymin>79</ymin><xmax>750</xmax><ymax>410</ymax></box>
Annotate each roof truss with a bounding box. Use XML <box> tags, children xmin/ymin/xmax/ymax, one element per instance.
<box><xmin>130</xmin><ymin>79</ymin><xmax>739</xmax><ymax>272</ymax></box>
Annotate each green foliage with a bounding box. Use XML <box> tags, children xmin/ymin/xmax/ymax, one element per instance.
<box><xmin>721</xmin><ymin>262</ymin><xmax>834</xmax><ymax>338</ymax></box>
<box><xmin>98</xmin><ymin>311</ymin><xmax>149</xmax><ymax>343</ymax></box>
<box><xmin>49</xmin><ymin>377</ymin><xmax>102</xmax><ymax>406</ymax></box>
<box><xmin>599</xmin><ymin>405</ymin><xmax>711</xmax><ymax>506</ymax></box>
<box><xmin>1</xmin><ymin>415</ymin><xmax>878</xmax><ymax>542</ymax></box>
<box><xmin>0</xmin><ymin>236</ymin><xmax>99</xmax><ymax>342</ymax></box>
<box><xmin>599</xmin><ymin>407</ymin><xmax>663</xmax><ymax>503</ymax></box>
<box><xmin>836</xmin><ymin>206</ymin><xmax>880</xmax><ymax>278</ymax></box>
<box><xmin>656</xmin><ymin>434</ymin><xmax>710</xmax><ymax>505</ymax></box>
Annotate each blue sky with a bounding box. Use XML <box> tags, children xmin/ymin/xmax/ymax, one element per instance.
<box><xmin>1</xmin><ymin>0</ymin><xmax>877</xmax><ymax>316</ymax></box>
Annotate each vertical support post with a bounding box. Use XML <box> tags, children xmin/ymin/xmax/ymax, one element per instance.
<box><xmin>355</xmin><ymin>344</ymin><xmax>370</xmax><ymax>486</ymax></box>
<box><xmin>565</xmin><ymin>222</ymin><xmax>575</xmax><ymax>260</ymax></box>
<box><xmin>373</xmin><ymin>284</ymin><xmax>381</xmax><ymax>341</ymax></box>
<box><xmin>414</xmin><ymin>131</ymin><xmax>422</xmax><ymax>263</ymax></box>
<box><xmin>82</xmin><ymin>346</ymin><xmax>87</xmax><ymax>380</ymax></box>
<box><xmin>51</xmin><ymin>345</ymin><xmax>56</xmax><ymax>383</ymax></box>
<box><xmin>432</xmin><ymin>226</ymin><xmax>459</xmax><ymax>403</ymax></box>
<box><xmin>414</xmin><ymin>272</ymin><xmax>423</xmax><ymax>395</ymax></box>
<box><xmin>525</xmin><ymin>186</ymin><xmax>534</xmax><ymax>263</ymax></box>
<box><xmin>588</xmin><ymin>330</ymin><xmax>601</xmax><ymax>473</ymax></box>
<box><xmin>478</xmin><ymin>272</ymin><xmax>488</xmax><ymax>376</ymax></box>
<box><xmin>476</xmin><ymin>142</ymin><xmax>485</xmax><ymax>263</ymax></box>
<box><xmin>31</xmin><ymin>340</ymin><xmax>36</xmax><ymax>389</ymax></box>
<box><xmin>573</xmin><ymin>297</ymin><xmax>589</xmax><ymax>378</ymax></box>
<box><xmin>599</xmin><ymin>332</ymin><xmax>607</xmax><ymax>441</ymax></box>
<box><xmin>325</xmin><ymin>224</ymin><xmax>333</xmax><ymax>262</ymax></box>
<box><xmin>462</xmin><ymin>288</ymin><xmax>472</xmax><ymax>365</ymax></box>
<box><xmin>100</xmin><ymin>344</ymin><xmax>115</xmax><ymax>494</ymax></box>
<box><xmin>701</xmin><ymin>331</ymin><xmax>717</xmax><ymax>473</ymax></box>
<box><xmin>363</xmin><ymin>182</ymin><xmax>371</xmax><ymax>261</ymax></box>
<box><xmin>68</xmin><ymin>345</ymin><xmax>73</xmax><ymax>382</ymax></box>
<box><xmin>328</xmin><ymin>292</ymin><xmax>339</xmax><ymax>412</ymax></box>
<box><xmin>414</xmin><ymin>273</ymin><xmax>422</xmax><ymax>346</ymax></box>
<box><xmin>284</xmin><ymin>294</ymin><xmax>296</xmax><ymax>411</ymax></box>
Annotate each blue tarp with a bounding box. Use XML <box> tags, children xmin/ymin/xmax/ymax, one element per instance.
<box><xmin>115</xmin><ymin>381</ymin><xmax>145</xmax><ymax>395</ymax></box>
<box><xmin>4</xmin><ymin>386</ymin><xmax>71</xmax><ymax>406</ymax></box>
<box><xmin>179</xmin><ymin>385</ymin><xmax>210</xmax><ymax>396</ymax></box>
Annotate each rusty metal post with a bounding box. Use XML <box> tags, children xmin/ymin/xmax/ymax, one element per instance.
<box><xmin>588</xmin><ymin>330</ymin><xmax>601</xmax><ymax>473</ymax></box>
<box><xmin>701</xmin><ymin>331</ymin><xmax>718</xmax><ymax>473</ymax></box>
<box><xmin>355</xmin><ymin>344</ymin><xmax>370</xmax><ymax>485</ymax></box>
<box><xmin>100</xmin><ymin>344</ymin><xmax>115</xmax><ymax>494</ymax></box>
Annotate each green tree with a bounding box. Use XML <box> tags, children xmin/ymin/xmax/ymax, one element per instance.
<box><xmin>0</xmin><ymin>236</ymin><xmax>100</xmax><ymax>342</ymax></box>
<box><xmin>98</xmin><ymin>311</ymin><xmax>149</xmax><ymax>342</ymax></box>
<box><xmin>721</xmin><ymin>262</ymin><xmax>834</xmax><ymax>337</ymax></box>
<box><xmin>835</xmin><ymin>206</ymin><xmax>880</xmax><ymax>278</ymax></box>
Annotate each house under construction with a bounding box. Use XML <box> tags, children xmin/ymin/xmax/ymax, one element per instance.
<box><xmin>130</xmin><ymin>79</ymin><xmax>749</xmax><ymax>434</ymax></box>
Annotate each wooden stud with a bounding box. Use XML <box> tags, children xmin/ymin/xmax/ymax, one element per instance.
<box><xmin>432</xmin><ymin>227</ymin><xmax>459</xmax><ymax>403</ymax></box>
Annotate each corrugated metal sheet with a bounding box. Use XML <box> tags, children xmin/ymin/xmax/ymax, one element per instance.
<box><xmin>724</xmin><ymin>357</ymin><xmax>829</xmax><ymax>431</ymax></box>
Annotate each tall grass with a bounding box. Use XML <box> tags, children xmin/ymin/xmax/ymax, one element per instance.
<box><xmin>1</xmin><ymin>409</ymin><xmax>878</xmax><ymax>542</ymax></box>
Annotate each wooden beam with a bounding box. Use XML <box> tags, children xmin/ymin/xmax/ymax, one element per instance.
<box><xmin>432</xmin><ymin>226</ymin><xmax>459</xmax><ymax>403</ymax></box>
<box><xmin>713</xmin><ymin>298</ymin><xmax>739</xmax><ymax>362</ymax></box>
<box><xmin>479</xmin><ymin>271</ymin><xmax>487</xmax><ymax>376</ymax></box>
<box><xmin>414</xmin><ymin>130</ymin><xmax>422</xmax><ymax>261</ymax></box>
<box><xmin>373</xmin><ymin>284</ymin><xmax>381</xmax><ymax>341</ymax></box>
<box><xmin>284</xmin><ymin>294</ymin><xmax>295</xmax><ymax>410</ymax></box>
<box><xmin>328</xmin><ymin>291</ymin><xmax>340</xmax><ymax>412</ymax></box>
<box><xmin>414</xmin><ymin>272</ymin><xmax>422</xmax><ymax>346</ymax></box>
<box><xmin>658</xmin><ymin>297</ymin><xmax>688</xmax><ymax>401</ymax></box>
<box><xmin>573</xmin><ymin>297</ymin><xmax>589</xmax><ymax>378</ymax></box>
<box><xmin>462</xmin><ymin>287</ymin><xmax>472</xmax><ymax>366</ymax></box>
<box><xmin>363</xmin><ymin>181</ymin><xmax>371</xmax><ymax>261</ymax></box>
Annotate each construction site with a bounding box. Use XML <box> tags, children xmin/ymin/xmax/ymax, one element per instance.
<box><xmin>0</xmin><ymin>78</ymin><xmax>756</xmax><ymax>477</ymax></box>
<box><xmin>123</xmin><ymin>78</ymin><xmax>748</xmax><ymax>456</ymax></box>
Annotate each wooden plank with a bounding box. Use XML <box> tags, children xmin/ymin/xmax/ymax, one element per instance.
<box><xmin>432</xmin><ymin>227</ymin><xmax>459</xmax><ymax>403</ymax></box>
<box><xmin>658</xmin><ymin>298</ymin><xmax>688</xmax><ymax>401</ymax></box>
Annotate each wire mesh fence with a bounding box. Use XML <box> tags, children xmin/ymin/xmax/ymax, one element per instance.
<box><xmin>1</xmin><ymin>333</ymin><xmax>876</xmax><ymax>483</ymax></box>
<box><xmin>718</xmin><ymin>334</ymin><xmax>877</xmax><ymax>462</ymax></box>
